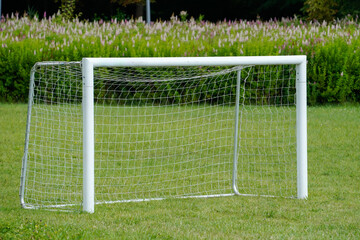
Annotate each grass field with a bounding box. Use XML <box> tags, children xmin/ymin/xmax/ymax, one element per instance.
<box><xmin>0</xmin><ymin>103</ymin><xmax>359</xmax><ymax>239</ymax></box>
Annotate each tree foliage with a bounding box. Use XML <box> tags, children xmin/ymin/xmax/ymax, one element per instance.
<box><xmin>111</xmin><ymin>0</ymin><xmax>143</xmax><ymax>7</ymax></box>
<box><xmin>60</xmin><ymin>0</ymin><xmax>78</xmax><ymax>20</ymax></box>
<box><xmin>336</xmin><ymin>0</ymin><xmax>360</xmax><ymax>18</ymax></box>
<box><xmin>110</xmin><ymin>0</ymin><xmax>155</xmax><ymax>7</ymax></box>
<box><xmin>304</xmin><ymin>0</ymin><xmax>338</xmax><ymax>22</ymax></box>
<box><xmin>52</xmin><ymin>0</ymin><xmax>82</xmax><ymax>20</ymax></box>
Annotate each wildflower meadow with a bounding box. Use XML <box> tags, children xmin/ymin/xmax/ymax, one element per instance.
<box><xmin>0</xmin><ymin>13</ymin><xmax>359</xmax><ymax>103</ymax></box>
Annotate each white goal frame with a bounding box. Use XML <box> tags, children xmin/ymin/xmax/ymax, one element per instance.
<box><xmin>80</xmin><ymin>56</ymin><xmax>307</xmax><ymax>213</ymax></box>
<box><xmin>20</xmin><ymin>56</ymin><xmax>307</xmax><ymax>213</ymax></box>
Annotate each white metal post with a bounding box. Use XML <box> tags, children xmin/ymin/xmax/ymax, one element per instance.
<box><xmin>20</xmin><ymin>66</ymin><xmax>36</xmax><ymax>208</ymax></box>
<box><xmin>82</xmin><ymin>59</ymin><xmax>95</xmax><ymax>213</ymax></box>
<box><xmin>232</xmin><ymin>70</ymin><xmax>241</xmax><ymax>195</ymax></box>
<box><xmin>296</xmin><ymin>59</ymin><xmax>308</xmax><ymax>199</ymax></box>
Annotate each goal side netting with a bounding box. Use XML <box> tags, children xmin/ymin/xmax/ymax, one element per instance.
<box><xmin>20</xmin><ymin>57</ymin><xmax>307</xmax><ymax>211</ymax></box>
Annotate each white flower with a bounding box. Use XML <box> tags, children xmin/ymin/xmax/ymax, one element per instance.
<box><xmin>180</xmin><ymin>11</ymin><xmax>187</xmax><ymax>17</ymax></box>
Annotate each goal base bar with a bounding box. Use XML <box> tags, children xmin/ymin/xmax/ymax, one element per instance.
<box><xmin>21</xmin><ymin>192</ymin><xmax>299</xmax><ymax>211</ymax></box>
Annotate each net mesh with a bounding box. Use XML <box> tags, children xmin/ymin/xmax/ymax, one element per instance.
<box><xmin>22</xmin><ymin>62</ymin><xmax>83</xmax><ymax>210</ymax></box>
<box><xmin>21</xmin><ymin>61</ymin><xmax>297</xmax><ymax>210</ymax></box>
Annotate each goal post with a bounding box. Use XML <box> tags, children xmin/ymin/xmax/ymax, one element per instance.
<box><xmin>296</xmin><ymin>60</ymin><xmax>308</xmax><ymax>199</ymax></box>
<box><xmin>20</xmin><ymin>56</ymin><xmax>307</xmax><ymax>213</ymax></box>
<box><xmin>82</xmin><ymin>59</ymin><xmax>95</xmax><ymax>213</ymax></box>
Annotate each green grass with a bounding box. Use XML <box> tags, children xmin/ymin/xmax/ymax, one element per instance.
<box><xmin>1</xmin><ymin>103</ymin><xmax>360</xmax><ymax>239</ymax></box>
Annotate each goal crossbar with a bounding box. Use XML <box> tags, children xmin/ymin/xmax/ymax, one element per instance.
<box><xmin>83</xmin><ymin>56</ymin><xmax>307</xmax><ymax>67</ymax></box>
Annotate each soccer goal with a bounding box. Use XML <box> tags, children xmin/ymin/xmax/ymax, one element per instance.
<box><xmin>20</xmin><ymin>56</ymin><xmax>307</xmax><ymax>213</ymax></box>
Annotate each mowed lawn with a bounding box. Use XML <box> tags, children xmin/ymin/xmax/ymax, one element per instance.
<box><xmin>0</xmin><ymin>103</ymin><xmax>359</xmax><ymax>239</ymax></box>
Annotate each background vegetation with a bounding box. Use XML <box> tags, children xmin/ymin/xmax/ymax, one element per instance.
<box><xmin>1</xmin><ymin>0</ymin><xmax>360</xmax><ymax>104</ymax></box>
<box><xmin>1</xmin><ymin>14</ymin><xmax>359</xmax><ymax>104</ymax></box>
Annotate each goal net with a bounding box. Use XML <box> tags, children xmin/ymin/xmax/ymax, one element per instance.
<box><xmin>20</xmin><ymin>57</ymin><xmax>307</xmax><ymax>212</ymax></box>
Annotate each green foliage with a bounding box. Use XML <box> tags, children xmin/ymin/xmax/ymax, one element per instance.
<box><xmin>94</xmin><ymin>9</ymin><xmax>129</xmax><ymax>21</ymax></box>
<box><xmin>198</xmin><ymin>14</ymin><xmax>205</xmax><ymax>22</ymax></box>
<box><xmin>26</xmin><ymin>6</ymin><xmax>39</xmax><ymax>20</ymax></box>
<box><xmin>112</xmin><ymin>9</ymin><xmax>129</xmax><ymax>21</ymax></box>
<box><xmin>304</xmin><ymin>0</ymin><xmax>338</xmax><ymax>22</ymax></box>
<box><xmin>112</xmin><ymin>0</ymin><xmax>155</xmax><ymax>7</ymax></box>
<box><xmin>59</xmin><ymin>0</ymin><xmax>82</xmax><ymax>21</ymax></box>
<box><xmin>308</xmin><ymin>39</ymin><xmax>360</xmax><ymax>104</ymax></box>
